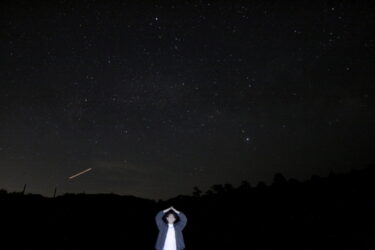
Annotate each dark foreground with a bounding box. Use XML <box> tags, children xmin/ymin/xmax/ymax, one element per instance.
<box><xmin>1</xmin><ymin>165</ymin><xmax>374</xmax><ymax>250</ymax></box>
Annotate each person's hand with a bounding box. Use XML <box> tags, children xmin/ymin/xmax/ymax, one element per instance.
<box><xmin>163</xmin><ymin>207</ymin><xmax>173</xmax><ymax>213</ymax></box>
<box><xmin>170</xmin><ymin>206</ymin><xmax>180</xmax><ymax>214</ymax></box>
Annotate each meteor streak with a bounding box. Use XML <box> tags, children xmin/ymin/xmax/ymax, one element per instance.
<box><xmin>69</xmin><ymin>168</ymin><xmax>92</xmax><ymax>180</ymax></box>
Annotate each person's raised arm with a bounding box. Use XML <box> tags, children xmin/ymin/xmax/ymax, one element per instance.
<box><xmin>163</xmin><ymin>207</ymin><xmax>172</xmax><ymax>213</ymax></box>
<box><xmin>171</xmin><ymin>207</ymin><xmax>187</xmax><ymax>230</ymax></box>
<box><xmin>155</xmin><ymin>210</ymin><xmax>165</xmax><ymax>230</ymax></box>
<box><xmin>155</xmin><ymin>207</ymin><xmax>172</xmax><ymax>230</ymax></box>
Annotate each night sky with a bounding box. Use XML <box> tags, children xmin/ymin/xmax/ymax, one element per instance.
<box><xmin>1</xmin><ymin>0</ymin><xmax>374</xmax><ymax>200</ymax></box>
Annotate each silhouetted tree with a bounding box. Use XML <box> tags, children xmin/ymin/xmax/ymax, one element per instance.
<box><xmin>328</xmin><ymin>170</ymin><xmax>336</xmax><ymax>179</ymax></box>
<box><xmin>205</xmin><ymin>189</ymin><xmax>214</xmax><ymax>196</ymax></box>
<box><xmin>210</xmin><ymin>184</ymin><xmax>225</xmax><ymax>194</ymax></box>
<box><xmin>192</xmin><ymin>186</ymin><xmax>202</xmax><ymax>197</ymax></box>
<box><xmin>224</xmin><ymin>183</ymin><xmax>234</xmax><ymax>192</ymax></box>
<box><xmin>272</xmin><ymin>173</ymin><xmax>287</xmax><ymax>187</ymax></box>
<box><xmin>287</xmin><ymin>178</ymin><xmax>300</xmax><ymax>186</ymax></box>
<box><xmin>256</xmin><ymin>181</ymin><xmax>267</xmax><ymax>190</ymax></box>
<box><xmin>238</xmin><ymin>180</ymin><xmax>252</xmax><ymax>191</ymax></box>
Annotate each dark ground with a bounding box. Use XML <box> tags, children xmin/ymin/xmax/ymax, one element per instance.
<box><xmin>1</xmin><ymin>164</ymin><xmax>374</xmax><ymax>250</ymax></box>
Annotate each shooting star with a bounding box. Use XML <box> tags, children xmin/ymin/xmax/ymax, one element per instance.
<box><xmin>69</xmin><ymin>168</ymin><xmax>92</xmax><ymax>180</ymax></box>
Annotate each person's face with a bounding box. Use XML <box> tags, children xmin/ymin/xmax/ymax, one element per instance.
<box><xmin>166</xmin><ymin>214</ymin><xmax>176</xmax><ymax>224</ymax></box>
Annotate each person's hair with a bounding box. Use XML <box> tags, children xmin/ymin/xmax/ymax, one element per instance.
<box><xmin>163</xmin><ymin>211</ymin><xmax>179</xmax><ymax>224</ymax></box>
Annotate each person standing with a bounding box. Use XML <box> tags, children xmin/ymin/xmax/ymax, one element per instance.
<box><xmin>155</xmin><ymin>206</ymin><xmax>187</xmax><ymax>250</ymax></box>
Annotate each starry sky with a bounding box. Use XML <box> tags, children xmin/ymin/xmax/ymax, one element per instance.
<box><xmin>1</xmin><ymin>0</ymin><xmax>374</xmax><ymax>200</ymax></box>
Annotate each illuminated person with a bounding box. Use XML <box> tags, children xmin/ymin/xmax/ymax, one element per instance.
<box><xmin>155</xmin><ymin>206</ymin><xmax>187</xmax><ymax>250</ymax></box>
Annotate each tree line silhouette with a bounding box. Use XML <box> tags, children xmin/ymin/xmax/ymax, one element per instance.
<box><xmin>1</xmin><ymin>164</ymin><xmax>374</xmax><ymax>249</ymax></box>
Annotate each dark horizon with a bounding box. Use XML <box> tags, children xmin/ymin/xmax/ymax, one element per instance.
<box><xmin>1</xmin><ymin>162</ymin><xmax>373</xmax><ymax>201</ymax></box>
<box><xmin>1</xmin><ymin>164</ymin><xmax>374</xmax><ymax>250</ymax></box>
<box><xmin>1</xmin><ymin>0</ymin><xmax>374</xmax><ymax>200</ymax></box>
